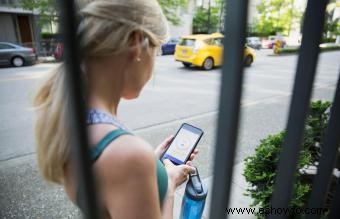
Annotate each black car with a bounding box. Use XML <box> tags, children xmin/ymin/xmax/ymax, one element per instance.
<box><xmin>0</xmin><ymin>42</ymin><xmax>37</xmax><ymax>67</ymax></box>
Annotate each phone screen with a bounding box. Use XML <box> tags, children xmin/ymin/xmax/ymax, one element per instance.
<box><xmin>162</xmin><ymin>123</ymin><xmax>203</xmax><ymax>165</ymax></box>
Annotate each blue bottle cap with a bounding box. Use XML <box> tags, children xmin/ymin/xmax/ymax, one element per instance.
<box><xmin>185</xmin><ymin>167</ymin><xmax>208</xmax><ymax>200</ymax></box>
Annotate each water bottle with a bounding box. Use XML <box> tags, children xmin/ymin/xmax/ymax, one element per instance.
<box><xmin>180</xmin><ymin>167</ymin><xmax>208</xmax><ymax>219</ymax></box>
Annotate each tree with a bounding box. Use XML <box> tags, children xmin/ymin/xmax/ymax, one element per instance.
<box><xmin>157</xmin><ymin>0</ymin><xmax>188</xmax><ymax>25</ymax></box>
<box><xmin>20</xmin><ymin>0</ymin><xmax>58</xmax><ymax>32</ymax></box>
<box><xmin>252</xmin><ymin>0</ymin><xmax>304</xmax><ymax>36</ymax></box>
<box><xmin>323</xmin><ymin>0</ymin><xmax>340</xmax><ymax>41</ymax></box>
<box><xmin>192</xmin><ymin>4</ymin><xmax>220</xmax><ymax>34</ymax></box>
<box><xmin>217</xmin><ymin>0</ymin><xmax>226</xmax><ymax>33</ymax></box>
<box><xmin>21</xmin><ymin>0</ymin><xmax>188</xmax><ymax>31</ymax></box>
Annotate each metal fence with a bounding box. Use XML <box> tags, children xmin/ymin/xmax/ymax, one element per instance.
<box><xmin>59</xmin><ymin>0</ymin><xmax>340</xmax><ymax>218</ymax></box>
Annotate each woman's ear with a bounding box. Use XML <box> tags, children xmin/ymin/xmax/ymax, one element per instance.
<box><xmin>129</xmin><ymin>31</ymin><xmax>144</xmax><ymax>47</ymax></box>
<box><xmin>129</xmin><ymin>31</ymin><xmax>143</xmax><ymax>61</ymax></box>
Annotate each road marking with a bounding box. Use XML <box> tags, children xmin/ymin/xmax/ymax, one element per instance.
<box><xmin>247</xmin><ymin>73</ymin><xmax>293</xmax><ymax>80</ymax></box>
<box><xmin>0</xmin><ymin>152</ymin><xmax>36</xmax><ymax>167</ymax></box>
<box><xmin>243</xmin><ymin>85</ymin><xmax>290</xmax><ymax>95</ymax></box>
<box><xmin>0</xmin><ymin>74</ymin><xmax>45</xmax><ymax>82</ymax></box>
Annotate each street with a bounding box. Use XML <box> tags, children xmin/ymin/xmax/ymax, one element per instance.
<box><xmin>0</xmin><ymin>50</ymin><xmax>339</xmax><ymax>218</ymax></box>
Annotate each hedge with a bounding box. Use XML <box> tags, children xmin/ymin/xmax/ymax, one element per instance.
<box><xmin>277</xmin><ymin>44</ymin><xmax>340</xmax><ymax>54</ymax></box>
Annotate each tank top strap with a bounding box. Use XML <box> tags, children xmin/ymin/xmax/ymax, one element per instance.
<box><xmin>90</xmin><ymin>128</ymin><xmax>132</xmax><ymax>163</ymax></box>
<box><xmin>76</xmin><ymin>128</ymin><xmax>132</xmax><ymax>211</ymax></box>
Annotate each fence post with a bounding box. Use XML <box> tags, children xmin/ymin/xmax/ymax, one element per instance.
<box><xmin>269</xmin><ymin>0</ymin><xmax>329</xmax><ymax>217</ymax></box>
<box><xmin>59</xmin><ymin>1</ymin><xmax>101</xmax><ymax>218</ymax></box>
<box><xmin>209</xmin><ymin>0</ymin><xmax>248</xmax><ymax>218</ymax></box>
<box><xmin>307</xmin><ymin>73</ymin><xmax>340</xmax><ymax>218</ymax></box>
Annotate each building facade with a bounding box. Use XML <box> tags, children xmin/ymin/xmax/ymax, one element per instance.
<box><xmin>0</xmin><ymin>0</ymin><xmax>40</xmax><ymax>48</ymax></box>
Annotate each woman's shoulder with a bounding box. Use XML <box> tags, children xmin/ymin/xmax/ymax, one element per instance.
<box><xmin>93</xmin><ymin>127</ymin><xmax>156</xmax><ymax>179</ymax></box>
<box><xmin>105</xmin><ymin>133</ymin><xmax>154</xmax><ymax>160</ymax></box>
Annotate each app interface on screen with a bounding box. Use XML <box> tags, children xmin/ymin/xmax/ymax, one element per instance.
<box><xmin>165</xmin><ymin>127</ymin><xmax>200</xmax><ymax>162</ymax></box>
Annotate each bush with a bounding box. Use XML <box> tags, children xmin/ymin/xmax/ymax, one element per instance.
<box><xmin>321</xmin><ymin>37</ymin><xmax>336</xmax><ymax>43</ymax></box>
<box><xmin>319</xmin><ymin>44</ymin><xmax>340</xmax><ymax>52</ymax></box>
<box><xmin>277</xmin><ymin>44</ymin><xmax>340</xmax><ymax>54</ymax></box>
<box><xmin>41</xmin><ymin>32</ymin><xmax>57</xmax><ymax>39</ymax></box>
<box><xmin>277</xmin><ymin>46</ymin><xmax>299</xmax><ymax>54</ymax></box>
<box><xmin>243</xmin><ymin>100</ymin><xmax>333</xmax><ymax>218</ymax></box>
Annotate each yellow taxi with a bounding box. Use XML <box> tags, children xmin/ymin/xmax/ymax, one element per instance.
<box><xmin>174</xmin><ymin>33</ymin><xmax>255</xmax><ymax>70</ymax></box>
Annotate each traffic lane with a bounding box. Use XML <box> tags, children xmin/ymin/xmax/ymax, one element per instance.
<box><xmin>0</xmin><ymin>79</ymin><xmax>40</xmax><ymax>161</ymax></box>
<box><xmin>0</xmin><ymin>63</ymin><xmax>56</xmax><ymax>80</ymax></box>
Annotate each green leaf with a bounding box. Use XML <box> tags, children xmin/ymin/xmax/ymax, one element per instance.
<box><xmin>243</xmin><ymin>100</ymin><xmax>332</xmax><ymax>215</ymax></box>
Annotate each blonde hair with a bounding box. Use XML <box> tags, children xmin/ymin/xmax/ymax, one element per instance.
<box><xmin>34</xmin><ymin>0</ymin><xmax>168</xmax><ymax>184</ymax></box>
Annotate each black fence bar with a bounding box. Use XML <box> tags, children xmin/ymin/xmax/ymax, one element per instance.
<box><xmin>59</xmin><ymin>1</ymin><xmax>100</xmax><ymax>218</ymax></box>
<box><xmin>329</xmin><ymin>177</ymin><xmax>340</xmax><ymax>218</ymax></box>
<box><xmin>268</xmin><ymin>0</ymin><xmax>329</xmax><ymax>217</ymax></box>
<box><xmin>209</xmin><ymin>0</ymin><xmax>248</xmax><ymax>218</ymax></box>
<box><xmin>307</xmin><ymin>73</ymin><xmax>340</xmax><ymax>219</ymax></box>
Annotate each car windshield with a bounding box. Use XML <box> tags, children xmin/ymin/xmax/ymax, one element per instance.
<box><xmin>179</xmin><ymin>38</ymin><xmax>196</xmax><ymax>46</ymax></box>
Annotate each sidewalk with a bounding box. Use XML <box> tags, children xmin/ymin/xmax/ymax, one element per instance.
<box><xmin>37</xmin><ymin>56</ymin><xmax>56</xmax><ymax>63</ymax></box>
<box><xmin>173</xmin><ymin>162</ymin><xmax>256</xmax><ymax>219</ymax></box>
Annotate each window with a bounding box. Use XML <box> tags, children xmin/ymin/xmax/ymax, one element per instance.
<box><xmin>179</xmin><ymin>38</ymin><xmax>196</xmax><ymax>47</ymax></box>
<box><xmin>0</xmin><ymin>43</ymin><xmax>15</xmax><ymax>50</ymax></box>
<box><xmin>212</xmin><ymin>38</ymin><xmax>223</xmax><ymax>46</ymax></box>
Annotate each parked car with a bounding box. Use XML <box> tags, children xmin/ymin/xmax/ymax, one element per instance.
<box><xmin>174</xmin><ymin>33</ymin><xmax>255</xmax><ymax>70</ymax></box>
<box><xmin>246</xmin><ymin>37</ymin><xmax>262</xmax><ymax>50</ymax></box>
<box><xmin>159</xmin><ymin>37</ymin><xmax>179</xmax><ymax>55</ymax></box>
<box><xmin>0</xmin><ymin>42</ymin><xmax>37</xmax><ymax>67</ymax></box>
<box><xmin>262</xmin><ymin>35</ymin><xmax>286</xmax><ymax>49</ymax></box>
<box><xmin>54</xmin><ymin>42</ymin><xmax>64</xmax><ymax>61</ymax></box>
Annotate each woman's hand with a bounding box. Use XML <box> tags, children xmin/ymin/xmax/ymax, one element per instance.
<box><xmin>154</xmin><ymin>135</ymin><xmax>174</xmax><ymax>159</ymax></box>
<box><xmin>163</xmin><ymin>160</ymin><xmax>196</xmax><ymax>193</ymax></box>
<box><xmin>154</xmin><ymin>135</ymin><xmax>199</xmax><ymax>162</ymax></box>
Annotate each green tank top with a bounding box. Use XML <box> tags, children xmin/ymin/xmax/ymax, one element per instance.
<box><xmin>76</xmin><ymin>128</ymin><xmax>168</xmax><ymax>211</ymax></box>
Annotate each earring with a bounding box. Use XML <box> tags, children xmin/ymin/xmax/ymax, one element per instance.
<box><xmin>136</xmin><ymin>57</ymin><xmax>141</xmax><ymax>62</ymax></box>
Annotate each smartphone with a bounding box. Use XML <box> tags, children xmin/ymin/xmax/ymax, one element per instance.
<box><xmin>161</xmin><ymin>123</ymin><xmax>203</xmax><ymax>165</ymax></box>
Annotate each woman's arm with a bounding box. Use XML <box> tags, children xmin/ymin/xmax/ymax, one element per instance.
<box><xmin>155</xmin><ymin>136</ymin><xmax>198</xmax><ymax>219</ymax></box>
<box><xmin>161</xmin><ymin>159</ymin><xmax>196</xmax><ymax>219</ymax></box>
<box><xmin>162</xmin><ymin>183</ymin><xmax>175</xmax><ymax>219</ymax></box>
<box><xmin>160</xmin><ymin>182</ymin><xmax>175</xmax><ymax>219</ymax></box>
<box><xmin>99</xmin><ymin>136</ymin><xmax>162</xmax><ymax>219</ymax></box>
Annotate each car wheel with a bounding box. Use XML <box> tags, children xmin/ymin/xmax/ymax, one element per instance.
<box><xmin>202</xmin><ymin>57</ymin><xmax>214</xmax><ymax>70</ymax></box>
<box><xmin>244</xmin><ymin>55</ymin><xmax>253</xmax><ymax>67</ymax></box>
<box><xmin>182</xmin><ymin>62</ymin><xmax>191</xmax><ymax>67</ymax></box>
<box><xmin>12</xmin><ymin>56</ymin><xmax>24</xmax><ymax>67</ymax></box>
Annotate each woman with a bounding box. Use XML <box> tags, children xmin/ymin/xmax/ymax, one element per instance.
<box><xmin>33</xmin><ymin>0</ymin><xmax>197</xmax><ymax>218</ymax></box>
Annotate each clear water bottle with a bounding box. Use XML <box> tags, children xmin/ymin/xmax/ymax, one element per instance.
<box><xmin>180</xmin><ymin>167</ymin><xmax>208</xmax><ymax>219</ymax></box>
